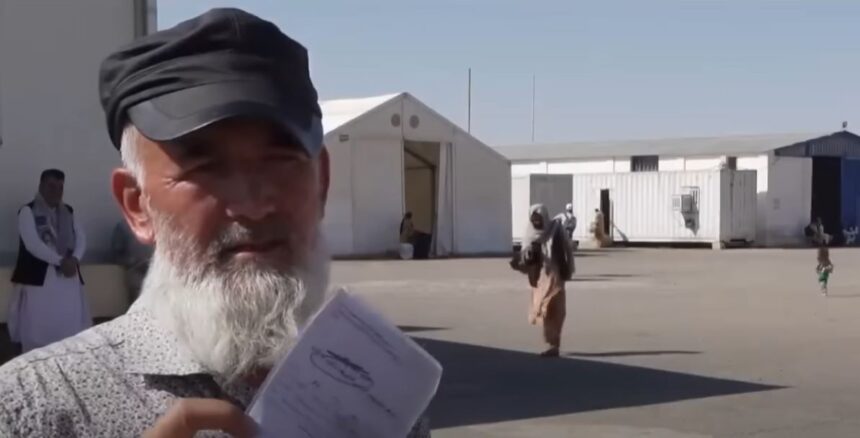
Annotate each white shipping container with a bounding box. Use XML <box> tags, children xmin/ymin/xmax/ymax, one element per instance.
<box><xmin>511</xmin><ymin>174</ymin><xmax>573</xmax><ymax>243</ymax></box>
<box><xmin>570</xmin><ymin>170</ymin><xmax>756</xmax><ymax>245</ymax></box>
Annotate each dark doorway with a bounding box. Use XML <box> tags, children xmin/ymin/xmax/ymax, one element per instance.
<box><xmin>600</xmin><ymin>189</ymin><xmax>611</xmax><ymax>235</ymax></box>
<box><xmin>811</xmin><ymin>157</ymin><xmax>842</xmax><ymax>242</ymax></box>
<box><xmin>403</xmin><ymin>141</ymin><xmax>440</xmax><ymax>258</ymax></box>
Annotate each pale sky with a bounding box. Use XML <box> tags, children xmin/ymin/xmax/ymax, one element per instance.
<box><xmin>159</xmin><ymin>1</ymin><xmax>860</xmax><ymax>146</ymax></box>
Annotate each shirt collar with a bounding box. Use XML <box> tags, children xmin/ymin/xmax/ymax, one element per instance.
<box><xmin>104</xmin><ymin>308</ymin><xmax>209</xmax><ymax>376</ymax></box>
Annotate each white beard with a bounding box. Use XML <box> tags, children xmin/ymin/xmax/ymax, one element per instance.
<box><xmin>135</xmin><ymin>213</ymin><xmax>330</xmax><ymax>383</ymax></box>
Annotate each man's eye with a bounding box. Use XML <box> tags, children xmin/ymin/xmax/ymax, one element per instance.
<box><xmin>185</xmin><ymin>160</ymin><xmax>222</xmax><ymax>174</ymax></box>
<box><xmin>268</xmin><ymin>153</ymin><xmax>303</xmax><ymax>163</ymax></box>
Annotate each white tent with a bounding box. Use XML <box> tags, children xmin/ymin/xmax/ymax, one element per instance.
<box><xmin>321</xmin><ymin>92</ymin><xmax>511</xmax><ymax>257</ymax></box>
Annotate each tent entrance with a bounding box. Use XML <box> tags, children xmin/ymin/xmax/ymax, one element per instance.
<box><xmin>404</xmin><ymin>141</ymin><xmax>440</xmax><ymax>258</ymax></box>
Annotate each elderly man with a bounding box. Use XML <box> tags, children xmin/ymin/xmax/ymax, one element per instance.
<box><xmin>0</xmin><ymin>9</ymin><xmax>430</xmax><ymax>438</ymax></box>
<box><xmin>7</xmin><ymin>169</ymin><xmax>90</xmax><ymax>353</ymax></box>
<box><xmin>513</xmin><ymin>205</ymin><xmax>573</xmax><ymax>357</ymax></box>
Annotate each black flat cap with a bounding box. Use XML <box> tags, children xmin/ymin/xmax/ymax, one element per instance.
<box><xmin>99</xmin><ymin>8</ymin><xmax>322</xmax><ymax>155</ymax></box>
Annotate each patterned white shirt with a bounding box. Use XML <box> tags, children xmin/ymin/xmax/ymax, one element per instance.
<box><xmin>0</xmin><ymin>310</ymin><xmax>431</xmax><ymax>437</ymax></box>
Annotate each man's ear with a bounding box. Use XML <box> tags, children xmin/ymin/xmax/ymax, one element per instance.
<box><xmin>317</xmin><ymin>146</ymin><xmax>330</xmax><ymax>216</ymax></box>
<box><xmin>111</xmin><ymin>169</ymin><xmax>155</xmax><ymax>245</ymax></box>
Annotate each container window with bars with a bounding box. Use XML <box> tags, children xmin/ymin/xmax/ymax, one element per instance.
<box><xmin>631</xmin><ymin>155</ymin><xmax>659</xmax><ymax>172</ymax></box>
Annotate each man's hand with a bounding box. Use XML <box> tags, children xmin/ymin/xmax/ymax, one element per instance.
<box><xmin>59</xmin><ymin>257</ymin><xmax>78</xmax><ymax>278</ymax></box>
<box><xmin>143</xmin><ymin>398</ymin><xmax>257</xmax><ymax>438</ymax></box>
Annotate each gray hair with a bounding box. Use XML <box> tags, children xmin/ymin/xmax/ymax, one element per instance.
<box><xmin>119</xmin><ymin>124</ymin><xmax>144</xmax><ymax>182</ymax></box>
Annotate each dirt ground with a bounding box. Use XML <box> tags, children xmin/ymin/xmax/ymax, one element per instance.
<box><xmin>335</xmin><ymin>248</ymin><xmax>860</xmax><ymax>438</ymax></box>
<box><xmin>2</xmin><ymin>248</ymin><xmax>858</xmax><ymax>437</ymax></box>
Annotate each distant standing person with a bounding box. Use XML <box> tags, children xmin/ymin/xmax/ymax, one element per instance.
<box><xmin>590</xmin><ymin>208</ymin><xmax>608</xmax><ymax>247</ymax></box>
<box><xmin>806</xmin><ymin>217</ymin><xmax>831</xmax><ymax>246</ymax></box>
<box><xmin>111</xmin><ymin>220</ymin><xmax>153</xmax><ymax>304</ymax></box>
<box><xmin>816</xmin><ymin>246</ymin><xmax>834</xmax><ymax>297</ymax></box>
<box><xmin>555</xmin><ymin>203</ymin><xmax>577</xmax><ymax>239</ymax></box>
<box><xmin>400</xmin><ymin>212</ymin><xmax>415</xmax><ymax>244</ymax></box>
<box><xmin>512</xmin><ymin>204</ymin><xmax>574</xmax><ymax>357</ymax></box>
<box><xmin>8</xmin><ymin>169</ymin><xmax>91</xmax><ymax>352</ymax></box>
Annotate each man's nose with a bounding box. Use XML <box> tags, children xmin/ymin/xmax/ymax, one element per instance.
<box><xmin>222</xmin><ymin>176</ymin><xmax>277</xmax><ymax>221</ymax></box>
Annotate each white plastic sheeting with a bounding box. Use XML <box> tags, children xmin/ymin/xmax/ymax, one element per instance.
<box><xmin>569</xmin><ymin>170</ymin><xmax>756</xmax><ymax>244</ymax></box>
<box><xmin>321</xmin><ymin>94</ymin><xmax>400</xmax><ymax>134</ymax></box>
<box><xmin>433</xmin><ymin>142</ymin><xmax>454</xmax><ymax>256</ymax></box>
<box><xmin>451</xmin><ymin>129</ymin><xmax>511</xmax><ymax>254</ymax></box>
<box><xmin>322</xmin><ymin>93</ymin><xmax>510</xmax><ymax>257</ymax></box>
<box><xmin>351</xmin><ymin>139</ymin><xmax>403</xmax><ymax>255</ymax></box>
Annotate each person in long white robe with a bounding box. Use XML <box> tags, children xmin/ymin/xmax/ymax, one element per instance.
<box><xmin>8</xmin><ymin>203</ymin><xmax>91</xmax><ymax>352</ymax></box>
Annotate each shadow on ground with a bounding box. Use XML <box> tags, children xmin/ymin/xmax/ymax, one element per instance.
<box><xmin>0</xmin><ymin>326</ymin><xmax>782</xmax><ymax>431</ymax></box>
<box><xmin>566</xmin><ymin>350</ymin><xmax>700</xmax><ymax>358</ymax></box>
<box><xmin>571</xmin><ymin>277</ymin><xmax>612</xmax><ymax>283</ymax></box>
<box><xmin>570</xmin><ymin>275</ymin><xmax>639</xmax><ymax>283</ymax></box>
<box><xmin>398</xmin><ymin>326</ymin><xmax>449</xmax><ymax>334</ymax></box>
<box><xmin>591</xmin><ymin>274</ymin><xmax>639</xmax><ymax>279</ymax></box>
<box><xmin>416</xmin><ymin>338</ymin><xmax>783</xmax><ymax>429</ymax></box>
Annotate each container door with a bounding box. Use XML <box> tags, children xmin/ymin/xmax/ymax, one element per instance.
<box><xmin>600</xmin><ymin>189</ymin><xmax>611</xmax><ymax>236</ymax></box>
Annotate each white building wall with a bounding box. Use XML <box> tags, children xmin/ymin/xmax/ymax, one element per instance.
<box><xmin>548</xmin><ymin>159</ymin><xmax>614</xmax><ymax>174</ymax></box>
<box><xmin>660</xmin><ymin>157</ymin><xmax>685</xmax><ymax>171</ymax></box>
<box><xmin>763</xmin><ymin>154</ymin><xmax>812</xmax><ymax>246</ymax></box>
<box><xmin>613</xmin><ymin>158</ymin><xmax>631</xmax><ymax>173</ymax></box>
<box><xmin>737</xmin><ymin>155</ymin><xmax>769</xmax><ymax>243</ymax></box>
<box><xmin>571</xmin><ymin>171</ymin><xmax>726</xmax><ymax>243</ymax></box>
<box><xmin>734</xmin><ymin>153</ymin><xmax>811</xmax><ymax>246</ymax></box>
<box><xmin>512</xmin><ymin>162</ymin><xmax>547</xmax><ymax>176</ymax></box>
<box><xmin>514</xmin><ymin>158</ymin><xmax>634</xmax><ymax>175</ymax></box>
<box><xmin>508</xmin><ymin>151</ymin><xmax>812</xmax><ymax>247</ymax></box>
<box><xmin>0</xmin><ymin>0</ymin><xmax>141</xmax><ymax>264</ymax></box>
<box><xmin>685</xmin><ymin>157</ymin><xmax>724</xmax><ymax>171</ymax></box>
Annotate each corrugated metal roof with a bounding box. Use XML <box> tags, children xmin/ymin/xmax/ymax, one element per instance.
<box><xmin>494</xmin><ymin>132</ymin><xmax>833</xmax><ymax>162</ymax></box>
<box><xmin>777</xmin><ymin>131</ymin><xmax>860</xmax><ymax>158</ymax></box>
<box><xmin>320</xmin><ymin>93</ymin><xmax>401</xmax><ymax>134</ymax></box>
